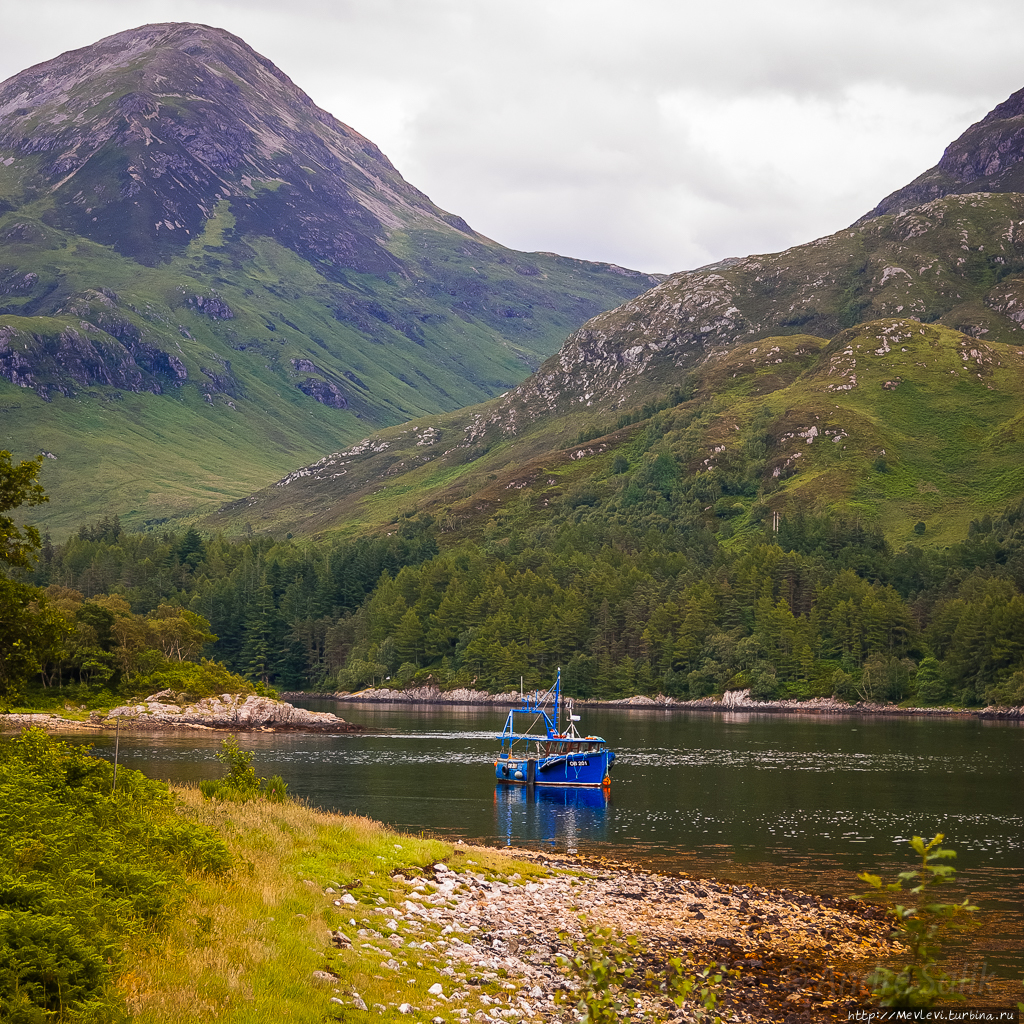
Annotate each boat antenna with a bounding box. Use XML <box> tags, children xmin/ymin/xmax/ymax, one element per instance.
<box><xmin>520</xmin><ymin>675</ymin><xmax>523</xmax><ymax>699</ymax></box>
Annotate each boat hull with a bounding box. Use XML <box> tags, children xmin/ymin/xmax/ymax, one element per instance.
<box><xmin>495</xmin><ymin>750</ymin><xmax>613</xmax><ymax>788</ymax></box>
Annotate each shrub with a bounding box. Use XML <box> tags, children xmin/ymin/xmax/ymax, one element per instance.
<box><xmin>858</xmin><ymin>834</ymin><xmax>976</xmax><ymax>1007</ymax></box>
<box><xmin>747</xmin><ymin>664</ymin><xmax>780</xmax><ymax>700</ymax></box>
<box><xmin>557</xmin><ymin>918</ymin><xmax>735</xmax><ymax>1024</ymax></box>
<box><xmin>983</xmin><ymin>669</ymin><xmax>1024</xmax><ymax>707</ymax></box>
<box><xmin>0</xmin><ymin>728</ymin><xmax>230</xmax><ymax>1021</ymax></box>
<box><xmin>200</xmin><ymin>735</ymin><xmax>289</xmax><ymax>803</ymax></box>
<box><xmin>556</xmin><ymin>920</ymin><xmax>639</xmax><ymax>1024</ymax></box>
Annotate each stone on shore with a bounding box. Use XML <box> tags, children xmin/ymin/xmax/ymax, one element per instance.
<box><xmin>314</xmin><ymin>683</ymin><xmax>987</xmax><ymax>718</ymax></box>
<box><xmin>330</xmin><ymin>850</ymin><xmax>888</xmax><ymax>1022</ymax></box>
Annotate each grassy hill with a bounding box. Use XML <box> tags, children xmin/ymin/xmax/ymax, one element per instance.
<box><xmin>201</xmin><ymin>317</ymin><xmax>1024</xmax><ymax>549</ymax></box>
<box><xmin>0</xmin><ymin>213</ymin><xmax>648</xmax><ymax>534</ymax></box>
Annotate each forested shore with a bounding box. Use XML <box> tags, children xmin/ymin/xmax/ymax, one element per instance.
<box><xmin>23</xmin><ymin>499</ymin><xmax>1024</xmax><ymax>712</ymax></box>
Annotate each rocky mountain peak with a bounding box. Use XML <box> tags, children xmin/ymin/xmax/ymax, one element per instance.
<box><xmin>0</xmin><ymin>25</ymin><xmax>660</xmax><ymax>530</ymax></box>
<box><xmin>857</xmin><ymin>85</ymin><xmax>1024</xmax><ymax>223</ymax></box>
<box><xmin>0</xmin><ymin>22</ymin><xmax>455</xmax><ymax>267</ymax></box>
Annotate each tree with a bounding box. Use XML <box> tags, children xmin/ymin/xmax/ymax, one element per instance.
<box><xmin>240</xmin><ymin>578</ymin><xmax>279</xmax><ymax>684</ymax></box>
<box><xmin>148</xmin><ymin>605</ymin><xmax>217</xmax><ymax>662</ymax></box>
<box><xmin>0</xmin><ymin>451</ymin><xmax>47</xmax><ymax>571</ymax></box>
<box><xmin>0</xmin><ymin>453</ymin><xmax>66</xmax><ymax>704</ymax></box>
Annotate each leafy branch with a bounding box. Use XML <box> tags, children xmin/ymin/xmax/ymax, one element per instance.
<box><xmin>557</xmin><ymin>917</ymin><xmax>736</xmax><ymax>1024</ymax></box>
<box><xmin>858</xmin><ymin>833</ymin><xmax>977</xmax><ymax>1007</ymax></box>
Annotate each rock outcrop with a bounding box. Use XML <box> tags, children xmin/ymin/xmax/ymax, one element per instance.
<box><xmin>331</xmin><ymin>684</ymin><xmax>529</xmax><ymax>705</ymax></box>
<box><xmin>101</xmin><ymin>691</ymin><xmax>362</xmax><ymax>731</ymax></box>
<box><xmin>318</xmin><ymin>685</ymin><xmax>990</xmax><ymax>719</ymax></box>
<box><xmin>858</xmin><ymin>84</ymin><xmax>1024</xmax><ymax>222</ymax></box>
<box><xmin>0</xmin><ymin>692</ymin><xmax>363</xmax><ymax>733</ymax></box>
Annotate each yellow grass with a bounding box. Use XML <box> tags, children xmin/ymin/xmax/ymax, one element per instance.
<box><xmin>121</xmin><ymin>787</ymin><xmax>545</xmax><ymax>1023</ymax></box>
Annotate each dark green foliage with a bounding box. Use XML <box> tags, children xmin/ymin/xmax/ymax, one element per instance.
<box><xmin>983</xmin><ymin>669</ymin><xmax>1024</xmax><ymax>707</ymax></box>
<box><xmin>32</xmin><ymin>520</ymin><xmax>439</xmax><ymax>690</ymax></box>
<box><xmin>0</xmin><ymin>452</ymin><xmax>65</xmax><ymax>707</ymax></box>
<box><xmin>0</xmin><ymin>729</ymin><xmax>230</xmax><ymax>1021</ymax></box>
<box><xmin>26</xmin><ymin>492</ymin><xmax>1024</xmax><ymax>703</ymax></box>
<box><xmin>914</xmin><ymin>658</ymin><xmax>949</xmax><ymax>705</ymax></box>
<box><xmin>0</xmin><ymin>451</ymin><xmax>47</xmax><ymax>571</ymax></box>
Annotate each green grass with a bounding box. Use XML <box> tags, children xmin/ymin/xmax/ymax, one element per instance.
<box><xmin>0</xmin><ymin>192</ymin><xmax>651</xmax><ymax>535</ymax></box>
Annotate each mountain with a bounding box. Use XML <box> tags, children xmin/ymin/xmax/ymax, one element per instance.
<box><xmin>213</xmin><ymin>88</ymin><xmax>1024</xmax><ymax>545</ymax></box>
<box><xmin>0</xmin><ymin>23</ymin><xmax>657</xmax><ymax>532</ymax></box>
<box><xmin>857</xmin><ymin>86</ymin><xmax>1024</xmax><ymax>222</ymax></box>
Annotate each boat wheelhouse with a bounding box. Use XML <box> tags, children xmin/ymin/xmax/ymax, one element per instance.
<box><xmin>494</xmin><ymin>669</ymin><xmax>615</xmax><ymax>788</ymax></box>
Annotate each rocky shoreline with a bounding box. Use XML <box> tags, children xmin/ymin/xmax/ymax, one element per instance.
<box><xmin>0</xmin><ymin>692</ymin><xmax>364</xmax><ymax>733</ymax></box>
<box><xmin>284</xmin><ymin>685</ymin><xmax>1022</xmax><ymax>720</ymax></box>
<box><xmin>329</xmin><ymin>848</ymin><xmax>890</xmax><ymax>1023</ymax></box>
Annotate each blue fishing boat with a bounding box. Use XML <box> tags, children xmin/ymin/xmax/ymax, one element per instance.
<box><xmin>494</xmin><ymin>669</ymin><xmax>615</xmax><ymax>788</ymax></box>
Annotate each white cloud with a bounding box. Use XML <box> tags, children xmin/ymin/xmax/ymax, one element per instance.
<box><xmin>2</xmin><ymin>0</ymin><xmax>1024</xmax><ymax>271</ymax></box>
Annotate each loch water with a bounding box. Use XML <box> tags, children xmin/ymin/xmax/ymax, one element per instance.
<box><xmin>85</xmin><ymin>702</ymin><xmax>1024</xmax><ymax>986</ymax></box>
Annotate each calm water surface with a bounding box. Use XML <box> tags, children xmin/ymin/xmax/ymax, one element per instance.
<box><xmin>85</xmin><ymin>703</ymin><xmax>1024</xmax><ymax>985</ymax></box>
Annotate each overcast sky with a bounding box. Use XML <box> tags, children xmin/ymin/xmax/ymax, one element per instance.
<box><xmin>4</xmin><ymin>0</ymin><xmax>1024</xmax><ymax>273</ymax></box>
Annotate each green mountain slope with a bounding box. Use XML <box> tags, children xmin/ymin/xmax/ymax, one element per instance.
<box><xmin>0</xmin><ymin>23</ymin><xmax>656</xmax><ymax>532</ymax></box>
<box><xmin>511</xmin><ymin>190</ymin><xmax>1024</xmax><ymax>422</ymax></box>
<box><xmin>204</xmin><ymin>316</ymin><xmax>1024</xmax><ymax>548</ymax></box>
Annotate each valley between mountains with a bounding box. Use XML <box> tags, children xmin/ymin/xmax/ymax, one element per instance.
<box><xmin>0</xmin><ymin>23</ymin><xmax>656</xmax><ymax>533</ymax></box>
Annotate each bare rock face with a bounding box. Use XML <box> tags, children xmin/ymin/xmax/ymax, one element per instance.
<box><xmin>0</xmin><ymin>23</ymin><xmax>414</xmax><ymax>270</ymax></box>
<box><xmin>858</xmin><ymin>85</ymin><xmax>1024</xmax><ymax>222</ymax></box>
<box><xmin>105</xmin><ymin>692</ymin><xmax>362</xmax><ymax>731</ymax></box>
<box><xmin>333</xmin><ymin>685</ymin><xmax>525</xmax><ymax>705</ymax></box>
<box><xmin>297</xmin><ymin>378</ymin><xmax>348</xmax><ymax>408</ymax></box>
<box><xmin>187</xmin><ymin>294</ymin><xmax>234</xmax><ymax>320</ymax></box>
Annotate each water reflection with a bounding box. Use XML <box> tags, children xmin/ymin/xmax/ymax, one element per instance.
<box><xmin>495</xmin><ymin>785</ymin><xmax>610</xmax><ymax>852</ymax></box>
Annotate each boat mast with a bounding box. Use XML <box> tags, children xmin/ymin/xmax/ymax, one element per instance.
<box><xmin>555</xmin><ymin>666</ymin><xmax>561</xmax><ymax>735</ymax></box>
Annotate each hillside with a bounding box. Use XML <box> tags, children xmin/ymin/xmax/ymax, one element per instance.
<box><xmin>203</xmin><ymin>314</ymin><xmax>1024</xmax><ymax>547</ymax></box>
<box><xmin>0</xmin><ymin>23</ymin><xmax>656</xmax><ymax>532</ymax></box>
<box><xmin>28</xmin><ymin>78</ymin><xmax>1024</xmax><ymax>706</ymax></box>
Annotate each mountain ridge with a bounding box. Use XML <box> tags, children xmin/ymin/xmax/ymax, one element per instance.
<box><xmin>211</xmin><ymin>79</ymin><xmax>1024</xmax><ymax>543</ymax></box>
<box><xmin>0</xmin><ymin>22</ymin><xmax>441</xmax><ymax>267</ymax></box>
<box><xmin>857</xmin><ymin>84</ymin><xmax>1024</xmax><ymax>223</ymax></box>
<box><xmin>0</xmin><ymin>23</ymin><xmax>658</xmax><ymax>532</ymax></box>
<box><xmin>203</xmin><ymin>313</ymin><xmax>1024</xmax><ymax>547</ymax></box>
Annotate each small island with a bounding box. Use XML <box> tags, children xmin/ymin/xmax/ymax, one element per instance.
<box><xmin>2</xmin><ymin>691</ymin><xmax>363</xmax><ymax>733</ymax></box>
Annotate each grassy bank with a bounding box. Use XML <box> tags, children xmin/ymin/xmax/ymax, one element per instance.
<box><xmin>123</xmin><ymin>790</ymin><xmax>545</xmax><ymax>1024</ymax></box>
<box><xmin>0</xmin><ymin>728</ymin><xmax>547</xmax><ymax>1023</ymax></box>
<box><xmin>4</xmin><ymin>728</ymin><xmax>913</xmax><ymax>1023</ymax></box>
